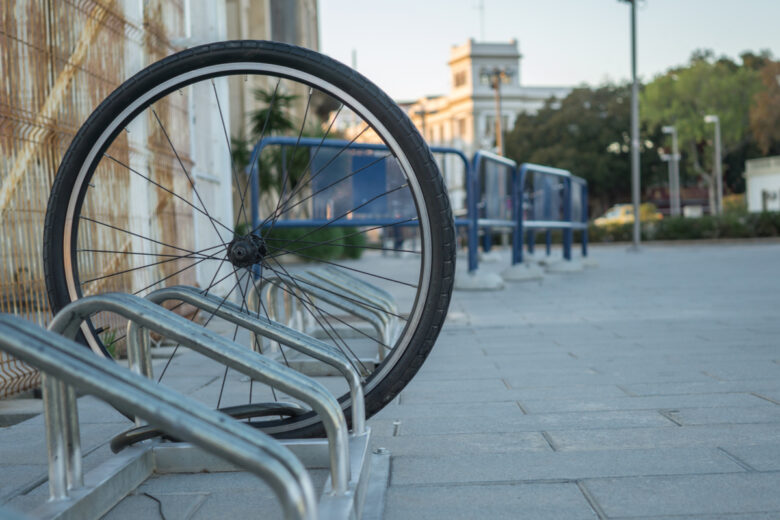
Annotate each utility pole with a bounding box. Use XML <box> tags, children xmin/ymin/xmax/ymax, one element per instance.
<box><xmin>481</xmin><ymin>67</ymin><xmax>509</xmax><ymax>155</ymax></box>
<box><xmin>662</xmin><ymin>125</ymin><xmax>681</xmax><ymax>216</ymax></box>
<box><xmin>619</xmin><ymin>0</ymin><xmax>641</xmax><ymax>250</ymax></box>
<box><xmin>704</xmin><ymin>114</ymin><xmax>723</xmax><ymax>214</ymax></box>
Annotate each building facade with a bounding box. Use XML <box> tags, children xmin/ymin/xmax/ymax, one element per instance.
<box><xmin>406</xmin><ymin>39</ymin><xmax>570</xmax><ymax>154</ymax></box>
<box><xmin>403</xmin><ymin>39</ymin><xmax>570</xmax><ymax>211</ymax></box>
<box><xmin>745</xmin><ymin>156</ymin><xmax>780</xmax><ymax>212</ymax></box>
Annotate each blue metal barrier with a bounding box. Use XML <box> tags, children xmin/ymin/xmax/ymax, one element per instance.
<box><xmin>518</xmin><ymin>163</ymin><xmax>588</xmax><ymax>263</ymax></box>
<box><xmin>246</xmin><ymin>138</ymin><xmax>587</xmax><ymax>276</ymax></box>
<box><xmin>247</xmin><ymin>136</ymin><xmax>469</xmax><ymax>253</ymax></box>
<box><xmin>458</xmin><ymin>151</ymin><xmax>519</xmax><ymax>273</ymax></box>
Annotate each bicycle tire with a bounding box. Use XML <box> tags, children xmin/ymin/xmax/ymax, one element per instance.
<box><xmin>44</xmin><ymin>40</ymin><xmax>455</xmax><ymax>438</ymax></box>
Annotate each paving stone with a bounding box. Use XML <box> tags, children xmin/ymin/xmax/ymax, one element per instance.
<box><xmin>719</xmin><ymin>443</ymin><xmax>780</xmax><ymax>471</ymax></box>
<box><xmin>668</xmin><ymin>405</ymin><xmax>780</xmax><ymax>426</ymax></box>
<box><xmin>369</xmin><ymin>431</ymin><xmax>552</xmax><ymax>457</ymax></box>
<box><xmin>390</xmin><ymin>447</ymin><xmax>743</xmax><ymax>485</ymax></box>
<box><xmin>546</xmin><ymin>424</ymin><xmax>780</xmax><ymax>452</ymax></box>
<box><xmin>385</xmin><ymin>482</ymin><xmax>598</xmax><ymax>520</ymax></box>
<box><xmin>583</xmin><ymin>473</ymin><xmax>780</xmax><ymax>518</ymax></box>
<box><xmin>370</xmin><ymin>410</ymin><xmax>672</xmax><ymax>436</ymax></box>
<box><xmin>520</xmin><ymin>392</ymin><xmax>773</xmax><ymax>414</ymax></box>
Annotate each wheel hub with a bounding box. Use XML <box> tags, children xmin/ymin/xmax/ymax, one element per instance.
<box><xmin>227</xmin><ymin>234</ymin><xmax>267</xmax><ymax>268</ymax></box>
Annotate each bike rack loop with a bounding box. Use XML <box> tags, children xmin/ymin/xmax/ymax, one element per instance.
<box><xmin>47</xmin><ymin>292</ymin><xmax>351</xmax><ymax>495</ymax></box>
<box><xmin>0</xmin><ymin>316</ymin><xmax>316</xmax><ymax>520</ymax></box>
<box><xmin>251</xmin><ymin>275</ymin><xmax>390</xmax><ymax>361</ymax></box>
<box><xmin>135</xmin><ymin>285</ymin><xmax>366</xmax><ymax>435</ymax></box>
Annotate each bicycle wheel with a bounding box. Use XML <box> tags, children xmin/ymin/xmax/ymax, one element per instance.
<box><xmin>43</xmin><ymin>40</ymin><xmax>455</xmax><ymax>438</ymax></box>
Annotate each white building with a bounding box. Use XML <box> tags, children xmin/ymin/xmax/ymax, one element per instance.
<box><xmin>745</xmin><ymin>156</ymin><xmax>780</xmax><ymax>212</ymax></box>
<box><xmin>407</xmin><ymin>39</ymin><xmax>570</xmax><ymax>153</ymax></box>
<box><xmin>405</xmin><ymin>39</ymin><xmax>570</xmax><ymax>212</ymax></box>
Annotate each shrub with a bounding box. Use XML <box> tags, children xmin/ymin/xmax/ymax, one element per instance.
<box><xmin>587</xmin><ymin>211</ymin><xmax>780</xmax><ymax>243</ymax></box>
<box><xmin>262</xmin><ymin>226</ymin><xmax>366</xmax><ymax>261</ymax></box>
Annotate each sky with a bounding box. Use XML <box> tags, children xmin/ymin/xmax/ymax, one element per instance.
<box><xmin>319</xmin><ymin>0</ymin><xmax>780</xmax><ymax>101</ymax></box>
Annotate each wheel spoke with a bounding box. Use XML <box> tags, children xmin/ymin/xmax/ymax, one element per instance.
<box><xmin>268</xmin><ymin>153</ymin><xmax>391</xmax><ymax>223</ymax></box>
<box><xmin>236</xmin><ymin>79</ymin><xmax>281</xmax><ymax>225</ymax></box>
<box><xmin>79</xmin><ymin>216</ymin><xmax>221</xmax><ymax>257</ymax></box>
<box><xmin>104</xmin><ymin>152</ymin><xmax>234</xmax><ymax>237</ymax></box>
<box><xmin>260</xmin><ymin>183</ymin><xmax>410</xmax><ymax>253</ymax></box>
<box><xmin>77</xmin><ymin>245</ymin><xmax>225</xmax><ymax>259</ymax></box>
<box><xmin>131</xmin><ymin>255</ymin><xmax>211</xmax><ymax>296</ymax></box>
<box><xmin>265</xmin><ymin>243</ymin><xmax>417</xmax><ymax>289</ymax></box>
<box><xmin>264</xmin><ymin>258</ymin><xmax>372</xmax><ymax>375</ymax></box>
<box><xmin>256</xmin><ymin>267</ymin><xmax>408</xmax><ymax>321</ymax></box>
<box><xmin>80</xmin><ymin>249</ymin><xmax>223</xmax><ymax>286</ymax></box>
<box><xmin>151</xmin><ymin>108</ymin><xmax>228</xmax><ymax>246</ymax></box>
<box><xmin>263</xmin><ymin>238</ymin><xmax>420</xmax><ymax>255</ymax></box>
<box><xmin>252</xmin><ymin>124</ymin><xmax>370</xmax><ymax>234</ymax></box>
<box><xmin>157</xmin><ymin>263</ymin><xmax>244</xmax><ymax>381</ymax></box>
<box><xmin>265</xmin><ymin>88</ymin><xmax>314</xmax><ymax>236</ymax></box>
<box><xmin>211</xmin><ymin>79</ymin><xmax>249</xmax><ymax>228</ymax></box>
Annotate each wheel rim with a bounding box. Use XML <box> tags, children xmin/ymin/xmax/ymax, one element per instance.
<box><xmin>54</xmin><ymin>59</ymin><xmax>439</xmax><ymax>434</ymax></box>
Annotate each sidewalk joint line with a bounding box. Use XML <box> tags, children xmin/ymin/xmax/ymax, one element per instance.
<box><xmin>751</xmin><ymin>392</ymin><xmax>780</xmax><ymax>406</ymax></box>
<box><xmin>657</xmin><ymin>409</ymin><xmax>683</xmax><ymax>427</ymax></box>
<box><xmin>717</xmin><ymin>447</ymin><xmax>756</xmax><ymax>472</ymax></box>
<box><xmin>541</xmin><ymin>431</ymin><xmax>558</xmax><ymax>452</ymax></box>
<box><xmin>576</xmin><ymin>480</ymin><xmax>607</xmax><ymax>520</ymax></box>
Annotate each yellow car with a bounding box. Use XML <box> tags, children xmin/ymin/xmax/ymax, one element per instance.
<box><xmin>594</xmin><ymin>204</ymin><xmax>663</xmax><ymax>227</ymax></box>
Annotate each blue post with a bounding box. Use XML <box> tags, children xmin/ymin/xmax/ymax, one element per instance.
<box><xmin>563</xmin><ymin>177</ymin><xmax>572</xmax><ymax>261</ymax></box>
<box><xmin>543</xmin><ymin>177</ymin><xmax>552</xmax><ymax>256</ymax></box>
<box><xmin>512</xmin><ymin>165</ymin><xmax>524</xmax><ymax>264</ymax></box>
<box><xmin>467</xmin><ymin>155</ymin><xmax>480</xmax><ymax>273</ymax></box>
<box><xmin>482</xmin><ymin>228</ymin><xmax>492</xmax><ymax>253</ymax></box>
<box><xmin>582</xmin><ymin>183</ymin><xmax>589</xmax><ymax>257</ymax></box>
<box><xmin>527</xmin><ymin>230</ymin><xmax>535</xmax><ymax>254</ymax></box>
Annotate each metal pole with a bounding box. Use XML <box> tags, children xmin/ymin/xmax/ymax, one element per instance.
<box><xmin>671</xmin><ymin>129</ymin><xmax>681</xmax><ymax>216</ymax></box>
<box><xmin>662</xmin><ymin>154</ymin><xmax>674</xmax><ymax>214</ymax></box>
<box><xmin>713</xmin><ymin>118</ymin><xmax>723</xmax><ymax>214</ymax></box>
<box><xmin>493</xmin><ymin>73</ymin><xmax>503</xmax><ymax>155</ymax></box>
<box><xmin>629</xmin><ymin>0</ymin><xmax>641</xmax><ymax>249</ymax></box>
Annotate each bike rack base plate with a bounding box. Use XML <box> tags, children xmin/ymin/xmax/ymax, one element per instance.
<box><xmin>32</xmin><ymin>430</ymin><xmax>379</xmax><ymax>520</ymax></box>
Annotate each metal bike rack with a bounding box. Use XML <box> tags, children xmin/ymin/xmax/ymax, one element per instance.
<box><xmin>306</xmin><ymin>266</ymin><xmax>400</xmax><ymax>345</ymax></box>
<box><xmin>252</xmin><ymin>274</ymin><xmax>393</xmax><ymax>363</ymax></box>
<box><xmin>0</xmin><ymin>315</ymin><xmax>316</xmax><ymax>520</ymax></box>
<box><xmin>48</xmin><ymin>293</ymin><xmax>351</xmax><ymax>496</ymax></box>
<box><xmin>0</xmin><ymin>288</ymin><xmax>388</xmax><ymax>519</ymax></box>
<box><xmin>134</xmin><ymin>285</ymin><xmax>366</xmax><ymax>435</ymax></box>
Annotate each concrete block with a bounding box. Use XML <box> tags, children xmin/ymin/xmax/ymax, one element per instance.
<box><xmin>454</xmin><ymin>268</ymin><xmax>504</xmax><ymax>291</ymax></box>
<box><xmin>501</xmin><ymin>262</ymin><xmax>544</xmax><ymax>282</ymax></box>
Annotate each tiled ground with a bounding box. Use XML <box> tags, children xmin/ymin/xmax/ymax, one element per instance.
<box><xmin>1</xmin><ymin>242</ymin><xmax>779</xmax><ymax>519</ymax></box>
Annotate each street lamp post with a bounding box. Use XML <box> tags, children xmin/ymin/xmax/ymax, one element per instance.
<box><xmin>618</xmin><ymin>0</ymin><xmax>641</xmax><ymax>249</ymax></box>
<box><xmin>661</xmin><ymin>125</ymin><xmax>681</xmax><ymax>216</ymax></box>
<box><xmin>480</xmin><ymin>67</ymin><xmax>511</xmax><ymax>155</ymax></box>
<box><xmin>704</xmin><ymin>114</ymin><xmax>722</xmax><ymax>215</ymax></box>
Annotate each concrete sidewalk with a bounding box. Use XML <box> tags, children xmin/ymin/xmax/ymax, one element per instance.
<box><xmin>1</xmin><ymin>242</ymin><xmax>779</xmax><ymax>518</ymax></box>
<box><xmin>371</xmin><ymin>242</ymin><xmax>780</xmax><ymax>519</ymax></box>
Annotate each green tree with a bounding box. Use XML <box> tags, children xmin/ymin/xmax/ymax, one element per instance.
<box><xmin>505</xmin><ymin>84</ymin><xmax>664</xmax><ymax>214</ymax></box>
<box><xmin>750</xmin><ymin>59</ymin><xmax>780</xmax><ymax>155</ymax></box>
<box><xmin>642</xmin><ymin>50</ymin><xmax>764</xmax><ymax>198</ymax></box>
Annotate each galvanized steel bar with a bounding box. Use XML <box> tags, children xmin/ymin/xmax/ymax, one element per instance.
<box><xmin>48</xmin><ymin>293</ymin><xmax>351</xmax><ymax>495</ymax></box>
<box><xmin>141</xmin><ymin>285</ymin><xmax>367</xmax><ymax>435</ymax></box>
<box><xmin>0</xmin><ymin>315</ymin><xmax>316</xmax><ymax>519</ymax></box>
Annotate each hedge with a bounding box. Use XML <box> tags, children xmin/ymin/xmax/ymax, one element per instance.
<box><xmin>588</xmin><ymin>211</ymin><xmax>780</xmax><ymax>243</ymax></box>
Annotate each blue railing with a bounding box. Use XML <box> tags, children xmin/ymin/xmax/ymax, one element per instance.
<box><xmin>518</xmin><ymin>163</ymin><xmax>589</xmax><ymax>263</ymax></box>
<box><xmin>246</xmin><ymin>137</ymin><xmax>587</xmax><ymax>276</ymax></box>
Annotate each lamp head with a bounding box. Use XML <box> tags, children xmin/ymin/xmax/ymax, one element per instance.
<box><xmin>661</xmin><ymin>125</ymin><xmax>675</xmax><ymax>134</ymax></box>
<box><xmin>704</xmin><ymin>114</ymin><xmax>718</xmax><ymax>124</ymax></box>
